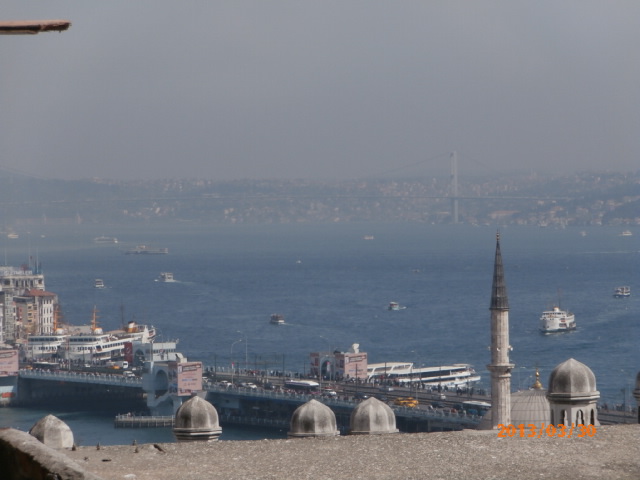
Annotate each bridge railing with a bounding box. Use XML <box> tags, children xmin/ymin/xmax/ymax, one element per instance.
<box><xmin>19</xmin><ymin>369</ymin><xmax>142</xmax><ymax>387</ymax></box>
<box><xmin>204</xmin><ymin>383</ymin><xmax>483</xmax><ymax>424</ymax></box>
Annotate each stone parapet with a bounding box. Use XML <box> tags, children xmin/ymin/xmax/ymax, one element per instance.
<box><xmin>0</xmin><ymin>428</ymin><xmax>102</xmax><ymax>480</ymax></box>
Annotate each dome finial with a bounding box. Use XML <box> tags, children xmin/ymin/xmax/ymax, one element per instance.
<box><xmin>532</xmin><ymin>367</ymin><xmax>543</xmax><ymax>389</ymax></box>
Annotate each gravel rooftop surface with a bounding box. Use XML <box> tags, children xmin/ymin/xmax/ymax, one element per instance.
<box><xmin>64</xmin><ymin>425</ymin><xmax>640</xmax><ymax>480</ymax></box>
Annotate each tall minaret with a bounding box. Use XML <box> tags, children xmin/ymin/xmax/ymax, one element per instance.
<box><xmin>487</xmin><ymin>232</ymin><xmax>514</xmax><ymax>428</ymax></box>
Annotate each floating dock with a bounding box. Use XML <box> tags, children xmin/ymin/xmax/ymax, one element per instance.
<box><xmin>114</xmin><ymin>415</ymin><xmax>174</xmax><ymax>428</ymax></box>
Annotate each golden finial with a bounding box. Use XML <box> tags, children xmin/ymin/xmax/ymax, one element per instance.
<box><xmin>532</xmin><ymin>368</ymin><xmax>543</xmax><ymax>389</ymax></box>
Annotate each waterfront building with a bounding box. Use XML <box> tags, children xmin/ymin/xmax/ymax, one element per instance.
<box><xmin>15</xmin><ymin>289</ymin><xmax>58</xmax><ymax>335</ymax></box>
<box><xmin>0</xmin><ymin>264</ymin><xmax>45</xmax><ymax>344</ymax></box>
<box><xmin>310</xmin><ymin>343</ymin><xmax>368</xmax><ymax>381</ymax></box>
<box><xmin>487</xmin><ymin>232</ymin><xmax>514</xmax><ymax>429</ymax></box>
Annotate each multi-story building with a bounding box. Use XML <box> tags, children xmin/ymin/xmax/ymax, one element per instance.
<box><xmin>15</xmin><ymin>290</ymin><xmax>58</xmax><ymax>336</ymax></box>
<box><xmin>310</xmin><ymin>345</ymin><xmax>368</xmax><ymax>381</ymax></box>
<box><xmin>0</xmin><ymin>265</ymin><xmax>46</xmax><ymax>344</ymax></box>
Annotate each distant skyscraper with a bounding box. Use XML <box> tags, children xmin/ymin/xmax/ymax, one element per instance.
<box><xmin>487</xmin><ymin>233</ymin><xmax>514</xmax><ymax>428</ymax></box>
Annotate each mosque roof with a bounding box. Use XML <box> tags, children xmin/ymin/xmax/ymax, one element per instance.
<box><xmin>548</xmin><ymin>358</ymin><xmax>597</xmax><ymax>396</ymax></box>
<box><xmin>288</xmin><ymin>399</ymin><xmax>339</xmax><ymax>437</ymax></box>
<box><xmin>350</xmin><ymin>397</ymin><xmax>399</xmax><ymax>435</ymax></box>
<box><xmin>174</xmin><ymin>395</ymin><xmax>220</xmax><ymax>430</ymax></box>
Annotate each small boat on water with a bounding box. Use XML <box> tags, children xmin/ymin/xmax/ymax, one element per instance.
<box><xmin>620</xmin><ymin>230</ymin><xmax>633</xmax><ymax>237</ymax></box>
<box><xmin>157</xmin><ymin>272</ymin><xmax>175</xmax><ymax>282</ymax></box>
<box><xmin>125</xmin><ymin>245</ymin><xmax>169</xmax><ymax>255</ymax></box>
<box><xmin>613</xmin><ymin>286</ymin><xmax>631</xmax><ymax>298</ymax></box>
<box><xmin>94</xmin><ymin>236</ymin><xmax>118</xmax><ymax>244</ymax></box>
<box><xmin>270</xmin><ymin>314</ymin><xmax>285</xmax><ymax>325</ymax></box>
<box><xmin>540</xmin><ymin>306</ymin><xmax>576</xmax><ymax>334</ymax></box>
<box><xmin>388</xmin><ymin>302</ymin><xmax>406</xmax><ymax>311</ymax></box>
<box><xmin>95</xmin><ymin>279</ymin><xmax>105</xmax><ymax>289</ymax></box>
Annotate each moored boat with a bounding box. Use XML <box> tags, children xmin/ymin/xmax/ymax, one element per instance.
<box><xmin>25</xmin><ymin>332</ymin><xmax>69</xmax><ymax>359</ymax></box>
<box><xmin>613</xmin><ymin>286</ymin><xmax>631</xmax><ymax>298</ymax></box>
<box><xmin>366</xmin><ymin>362</ymin><xmax>480</xmax><ymax>388</ymax></box>
<box><xmin>539</xmin><ymin>306</ymin><xmax>576</xmax><ymax>334</ymax></box>
<box><xmin>62</xmin><ymin>308</ymin><xmax>156</xmax><ymax>362</ymax></box>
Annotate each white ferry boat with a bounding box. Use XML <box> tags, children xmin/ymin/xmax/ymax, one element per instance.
<box><xmin>270</xmin><ymin>314</ymin><xmax>285</xmax><ymax>325</ymax></box>
<box><xmin>157</xmin><ymin>272</ymin><xmax>175</xmax><ymax>282</ymax></box>
<box><xmin>613</xmin><ymin>286</ymin><xmax>631</xmax><ymax>298</ymax></box>
<box><xmin>620</xmin><ymin>230</ymin><xmax>632</xmax><ymax>237</ymax></box>
<box><xmin>25</xmin><ymin>332</ymin><xmax>69</xmax><ymax>359</ymax></box>
<box><xmin>25</xmin><ymin>310</ymin><xmax>69</xmax><ymax>360</ymax></box>
<box><xmin>366</xmin><ymin>362</ymin><xmax>480</xmax><ymax>388</ymax></box>
<box><xmin>539</xmin><ymin>306</ymin><xmax>576</xmax><ymax>334</ymax></box>
<box><xmin>94</xmin><ymin>278</ymin><xmax>105</xmax><ymax>288</ymax></box>
<box><xmin>63</xmin><ymin>308</ymin><xmax>156</xmax><ymax>362</ymax></box>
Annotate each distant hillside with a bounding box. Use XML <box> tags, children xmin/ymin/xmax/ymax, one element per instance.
<box><xmin>0</xmin><ymin>171</ymin><xmax>638</xmax><ymax>227</ymax></box>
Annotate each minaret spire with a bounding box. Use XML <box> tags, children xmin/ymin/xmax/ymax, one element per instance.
<box><xmin>490</xmin><ymin>232</ymin><xmax>508</xmax><ymax>310</ymax></box>
<box><xmin>487</xmin><ymin>231</ymin><xmax>514</xmax><ymax>428</ymax></box>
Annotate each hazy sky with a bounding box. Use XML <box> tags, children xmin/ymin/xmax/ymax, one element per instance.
<box><xmin>2</xmin><ymin>2</ymin><xmax>639</xmax><ymax>181</ymax></box>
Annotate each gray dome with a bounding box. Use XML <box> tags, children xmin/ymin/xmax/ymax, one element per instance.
<box><xmin>173</xmin><ymin>395</ymin><xmax>222</xmax><ymax>441</ymax></box>
<box><xmin>350</xmin><ymin>397</ymin><xmax>398</xmax><ymax>435</ymax></box>
<box><xmin>548</xmin><ymin>358</ymin><xmax>597</xmax><ymax>395</ymax></box>
<box><xmin>29</xmin><ymin>414</ymin><xmax>74</xmax><ymax>449</ymax></box>
<box><xmin>288</xmin><ymin>399</ymin><xmax>339</xmax><ymax>438</ymax></box>
<box><xmin>510</xmin><ymin>388</ymin><xmax>551</xmax><ymax>426</ymax></box>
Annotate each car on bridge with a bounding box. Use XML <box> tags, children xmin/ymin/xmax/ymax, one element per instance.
<box><xmin>394</xmin><ymin>397</ymin><xmax>419</xmax><ymax>408</ymax></box>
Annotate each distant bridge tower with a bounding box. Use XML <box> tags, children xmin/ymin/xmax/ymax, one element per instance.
<box><xmin>487</xmin><ymin>232</ymin><xmax>514</xmax><ymax>428</ymax></box>
<box><xmin>450</xmin><ymin>152</ymin><xmax>459</xmax><ymax>224</ymax></box>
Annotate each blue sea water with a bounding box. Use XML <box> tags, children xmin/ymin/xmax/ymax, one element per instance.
<box><xmin>0</xmin><ymin>223</ymin><xmax>637</xmax><ymax>444</ymax></box>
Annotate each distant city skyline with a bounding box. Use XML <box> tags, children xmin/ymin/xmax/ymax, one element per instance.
<box><xmin>2</xmin><ymin>2</ymin><xmax>640</xmax><ymax>181</ymax></box>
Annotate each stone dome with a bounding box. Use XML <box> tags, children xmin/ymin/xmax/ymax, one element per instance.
<box><xmin>510</xmin><ymin>388</ymin><xmax>551</xmax><ymax>426</ymax></box>
<box><xmin>29</xmin><ymin>414</ymin><xmax>74</xmax><ymax>449</ymax></box>
<box><xmin>288</xmin><ymin>399</ymin><xmax>339</xmax><ymax>438</ymax></box>
<box><xmin>548</xmin><ymin>358</ymin><xmax>597</xmax><ymax>397</ymax></box>
<box><xmin>173</xmin><ymin>395</ymin><xmax>222</xmax><ymax>442</ymax></box>
<box><xmin>350</xmin><ymin>397</ymin><xmax>398</xmax><ymax>435</ymax></box>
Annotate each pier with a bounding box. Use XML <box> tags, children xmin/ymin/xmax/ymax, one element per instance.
<box><xmin>114</xmin><ymin>415</ymin><xmax>174</xmax><ymax>428</ymax></box>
